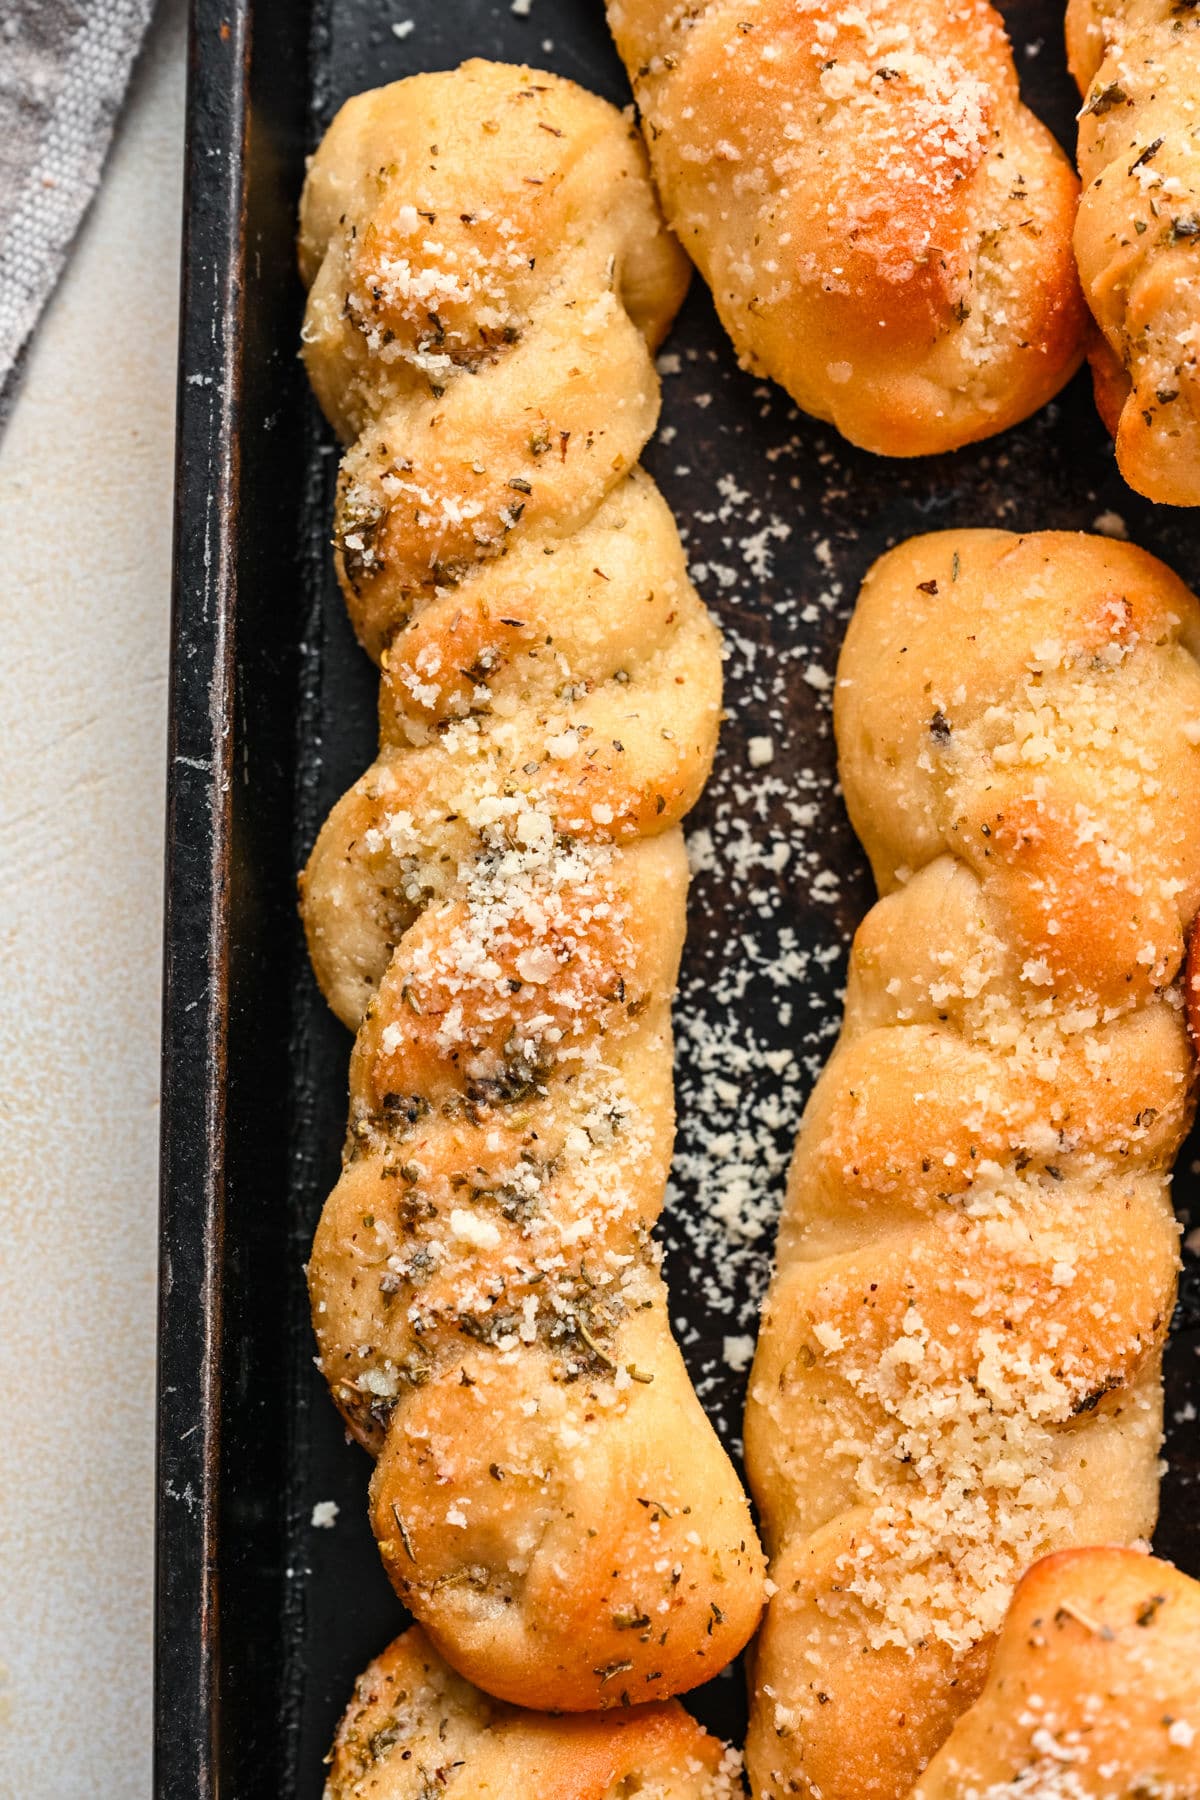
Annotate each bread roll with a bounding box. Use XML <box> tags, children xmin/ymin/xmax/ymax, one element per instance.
<box><xmin>298</xmin><ymin>61</ymin><xmax>764</xmax><ymax>1712</ymax></box>
<box><xmin>1069</xmin><ymin>0</ymin><xmax>1200</xmax><ymax>504</ymax></box>
<box><xmin>324</xmin><ymin>1625</ymin><xmax>744</xmax><ymax>1800</ymax></box>
<box><xmin>607</xmin><ymin>0</ymin><xmax>1086</xmax><ymax>455</ymax></box>
<box><xmin>914</xmin><ymin>1548</ymin><xmax>1200</xmax><ymax>1797</ymax></box>
<box><xmin>745</xmin><ymin>529</ymin><xmax>1200</xmax><ymax>1797</ymax></box>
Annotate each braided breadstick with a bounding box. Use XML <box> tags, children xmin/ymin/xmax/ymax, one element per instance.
<box><xmin>1069</xmin><ymin>0</ymin><xmax>1200</xmax><ymax>505</ymax></box>
<box><xmin>606</xmin><ymin>0</ymin><xmax>1086</xmax><ymax>457</ymax></box>
<box><xmin>913</xmin><ymin>1547</ymin><xmax>1200</xmax><ymax>1798</ymax></box>
<box><xmin>298</xmin><ymin>62</ymin><xmax>765</xmax><ymax>1712</ymax></box>
<box><xmin>325</xmin><ymin>1624</ymin><xmax>744</xmax><ymax>1800</ymax></box>
<box><xmin>744</xmin><ymin>530</ymin><xmax>1200</xmax><ymax>1799</ymax></box>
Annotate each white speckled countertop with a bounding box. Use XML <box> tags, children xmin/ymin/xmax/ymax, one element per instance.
<box><xmin>0</xmin><ymin>3</ymin><xmax>185</xmax><ymax>1793</ymax></box>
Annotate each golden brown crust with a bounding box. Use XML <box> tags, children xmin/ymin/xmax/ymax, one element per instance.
<box><xmin>912</xmin><ymin>1548</ymin><xmax>1200</xmax><ymax>1797</ymax></box>
<box><xmin>298</xmin><ymin>62</ymin><xmax>764</xmax><ymax>1713</ymax></box>
<box><xmin>744</xmin><ymin>530</ymin><xmax>1200</xmax><ymax>1799</ymax></box>
<box><xmin>607</xmin><ymin>0</ymin><xmax>1086</xmax><ymax>456</ymax></box>
<box><xmin>325</xmin><ymin>1625</ymin><xmax>743</xmax><ymax>1799</ymax></box>
<box><xmin>1069</xmin><ymin>0</ymin><xmax>1200</xmax><ymax>504</ymax></box>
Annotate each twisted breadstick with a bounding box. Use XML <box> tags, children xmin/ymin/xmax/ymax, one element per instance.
<box><xmin>913</xmin><ymin>1547</ymin><xmax>1200</xmax><ymax>1798</ymax></box>
<box><xmin>745</xmin><ymin>530</ymin><xmax>1200</xmax><ymax>1799</ymax></box>
<box><xmin>1069</xmin><ymin>0</ymin><xmax>1200</xmax><ymax>505</ymax></box>
<box><xmin>325</xmin><ymin>1624</ymin><xmax>743</xmax><ymax>1800</ymax></box>
<box><xmin>298</xmin><ymin>62</ymin><xmax>765</xmax><ymax>1712</ymax></box>
<box><xmin>606</xmin><ymin>0</ymin><xmax>1086</xmax><ymax>457</ymax></box>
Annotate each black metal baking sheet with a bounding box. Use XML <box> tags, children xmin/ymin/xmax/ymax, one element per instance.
<box><xmin>158</xmin><ymin>0</ymin><xmax>1200</xmax><ymax>1793</ymax></box>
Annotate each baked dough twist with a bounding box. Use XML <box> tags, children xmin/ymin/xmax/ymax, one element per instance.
<box><xmin>744</xmin><ymin>530</ymin><xmax>1200</xmax><ymax>1798</ymax></box>
<box><xmin>913</xmin><ymin>1547</ymin><xmax>1200</xmax><ymax>1798</ymax></box>
<box><xmin>606</xmin><ymin>0</ymin><xmax>1086</xmax><ymax>457</ymax></box>
<box><xmin>298</xmin><ymin>62</ymin><xmax>765</xmax><ymax>1712</ymax></box>
<box><xmin>1069</xmin><ymin>0</ymin><xmax>1200</xmax><ymax>505</ymax></box>
<box><xmin>324</xmin><ymin>1625</ymin><xmax>743</xmax><ymax>1800</ymax></box>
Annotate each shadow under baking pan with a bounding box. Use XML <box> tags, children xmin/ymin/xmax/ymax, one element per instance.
<box><xmin>157</xmin><ymin>0</ymin><xmax>1200</xmax><ymax>1795</ymax></box>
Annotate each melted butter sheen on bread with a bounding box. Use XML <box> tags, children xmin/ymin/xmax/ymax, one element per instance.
<box><xmin>607</xmin><ymin>0</ymin><xmax>1087</xmax><ymax>456</ymax></box>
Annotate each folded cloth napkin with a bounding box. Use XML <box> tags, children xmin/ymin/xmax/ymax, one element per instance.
<box><xmin>0</xmin><ymin>0</ymin><xmax>156</xmax><ymax>417</ymax></box>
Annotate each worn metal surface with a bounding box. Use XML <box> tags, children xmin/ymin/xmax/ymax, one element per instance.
<box><xmin>159</xmin><ymin>1</ymin><xmax>1200</xmax><ymax>1793</ymax></box>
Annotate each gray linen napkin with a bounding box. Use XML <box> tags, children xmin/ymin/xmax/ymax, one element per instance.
<box><xmin>0</xmin><ymin>0</ymin><xmax>156</xmax><ymax>415</ymax></box>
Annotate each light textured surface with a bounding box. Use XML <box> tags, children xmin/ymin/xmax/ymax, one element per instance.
<box><xmin>0</xmin><ymin>1</ymin><xmax>184</xmax><ymax>1793</ymax></box>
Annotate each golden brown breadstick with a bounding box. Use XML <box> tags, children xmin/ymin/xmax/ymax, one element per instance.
<box><xmin>324</xmin><ymin>1625</ymin><xmax>744</xmax><ymax>1800</ymax></box>
<box><xmin>607</xmin><ymin>0</ymin><xmax>1086</xmax><ymax>456</ymax></box>
<box><xmin>1069</xmin><ymin>0</ymin><xmax>1200</xmax><ymax>504</ymax></box>
<box><xmin>913</xmin><ymin>1548</ymin><xmax>1200</xmax><ymax>1797</ymax></box>
<box><xmin>298</xmin><ymin>61</ymin><xmax>764</xmax><ymax>1712</ymax></box>
<box><xmin>745</xmin><ymin>530</ymin><xmax>1200</xmax><ymax>1798</ymax></box>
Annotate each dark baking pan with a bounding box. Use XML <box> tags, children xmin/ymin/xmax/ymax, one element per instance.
<box><xmin>157</xmin><ymin>0</ymin><xmax>1200</xmax><ymax>1793</ymax></box>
